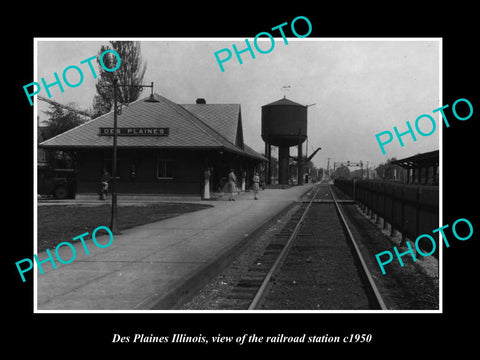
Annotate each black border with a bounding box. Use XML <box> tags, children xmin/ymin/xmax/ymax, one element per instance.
<box><xmin>7</xmin><ymin>6</ymin><xmax>478</xmax><ymax>354</ymax></box>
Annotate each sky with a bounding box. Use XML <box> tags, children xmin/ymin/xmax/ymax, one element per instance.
<box><xmin>35</xmin><ymin>38</ymin><xmax>441</xmax><ymax>170</ymax></box>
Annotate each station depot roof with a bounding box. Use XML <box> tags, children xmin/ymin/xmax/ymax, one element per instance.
<box><xmin>39</xmin><ymin>93</ymin><xmax>266</xmax><ymax>162</ymax></box>
<box><xmin>390</xmin><ymin>150</ymin><xmax>439</xmax><ymax>169</ymax></box>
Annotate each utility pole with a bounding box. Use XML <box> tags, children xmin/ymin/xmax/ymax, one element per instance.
<box><xmin>110</xmin><ymin>78</ymin><xmax>119</xmax><ymax>234</ymax></box>
<box><xmin>109</xmin><ymin>80</ymin><xmax>157</xmax><ymax>235</ymax></box>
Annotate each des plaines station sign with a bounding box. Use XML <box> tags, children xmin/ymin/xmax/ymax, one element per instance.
<box><xmin>99</xmin><ymin>127</ymin><xmax>169</xmax><ymax>136</ymax></box>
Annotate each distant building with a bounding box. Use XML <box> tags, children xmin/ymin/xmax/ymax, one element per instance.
<box><xmin>39</xmin><ymin>94</ymin><xmax>266</xmax><ymax>197</ymax></box>
<box><xmin>333</xmin><ymin>165</ymin><xmax>350</xmax><ymax>179</ymax></box>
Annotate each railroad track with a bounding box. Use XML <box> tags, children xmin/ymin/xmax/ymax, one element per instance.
<box><xmin>221</xmin><ymin>183</ymin><xmax>387</xmax><ymax>310</ymax></box>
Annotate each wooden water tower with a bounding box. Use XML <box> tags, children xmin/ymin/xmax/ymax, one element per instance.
<box><xmin>261</xmin><ymin>97</ymin><xmax>308</xmax><ymax>185</ymax></box>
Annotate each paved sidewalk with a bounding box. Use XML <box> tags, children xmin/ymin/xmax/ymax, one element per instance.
<box><xmin>36</xmin><ymin>184</ymin><xmax>314</xmax><ymax>311</ymax></box>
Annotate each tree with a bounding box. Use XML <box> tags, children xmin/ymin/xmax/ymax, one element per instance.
<box><xmin>92</xmin><ymin>41</ymin><xmax>147</xmax><ymax>118</ymax></box>
<box><xmin>43</xmin><ymin>103</ymin><xmax>85</xmax><ymax>140</ymax></box>
<box><xmin>375</xmin><ymin>157</ymin><xmax>406</xmax><ymax>181</ymax></box>
<box><xmin>42</xmin><ymin>103</ymin><xmax>86</xmax><ymax>168</ymax></box>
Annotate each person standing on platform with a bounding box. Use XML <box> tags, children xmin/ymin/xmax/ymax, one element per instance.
<box><xmin>252</xmin><ymin>172</ymin><xmax>260</xmax><ymax>200</ymax></box>
<box><xmin>203</xmin><ymin>167</ymin><xmax>211</xmax><ymax>200</ymax></box>
<box><xmin>99</xmin><ymin>169</ymin><xmax>111</xmax><ymax>200</ymax></box>
<box><xmin>227</xmin><ymin>169</ymin><xmax>237</xmax><ymax>201</ymax></box>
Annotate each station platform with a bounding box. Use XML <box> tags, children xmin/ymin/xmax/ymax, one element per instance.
<box><xmin>36</xmin><ymin>184</ymin><xmax>315</xmax><ymax>311</ymax></box>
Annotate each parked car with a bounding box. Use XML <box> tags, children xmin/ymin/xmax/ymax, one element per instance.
<box><xmin>38</xmin><ymin>165</ymin><xmax>76</xmax><ymax>199</ymax></box>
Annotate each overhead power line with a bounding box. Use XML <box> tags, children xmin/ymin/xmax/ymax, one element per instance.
<box><xmin>38</xmin><ymin>96</ymin><xmax>93</xmax><ymax>119</ymax></box>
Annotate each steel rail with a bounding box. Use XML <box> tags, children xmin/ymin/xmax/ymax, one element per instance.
<box><xmin>248</xmin><ymin>185</ymin><xmax>322</xmax><ymax>310</ymax></box>
<box><xmin>329</xmin><ymin>185</ymin><xmax>388</xmax><ymax>310</ymax></box>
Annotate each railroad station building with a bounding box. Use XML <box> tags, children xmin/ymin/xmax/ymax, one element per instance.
<box><xmin>39</xmin><ymin>94</ymin><xmax>266</xmax><ymax>197</ymax></box>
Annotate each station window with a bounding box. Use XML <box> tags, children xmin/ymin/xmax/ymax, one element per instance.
<box><xmin>103</xmin><ymin>155</ymin><xmax>121</xmax><ymax>179</ymax></box>
<box><xmin>157</xmin><ymin>151</ymin><xmax>174</xmax><ymax>179</ymax></box>
<box><xmin>103</xmin><ymin>158</ymin><xmax>112</xmax><ymax>174</ymax></box>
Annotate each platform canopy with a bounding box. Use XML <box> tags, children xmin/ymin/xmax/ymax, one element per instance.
<box><xmin>391</xmin><ymin>150</ymin><xmax>439</xmax><ymax>185</ymax></box>
<box><xmin>391</xmin><ymin>150</ymin><xmax>439</xmax><ymax>169</ymax></box>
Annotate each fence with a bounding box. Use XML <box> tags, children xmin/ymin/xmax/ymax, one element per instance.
<box><xmin>334</xmin><ymin>179</ymin><xmax>439</xmax><ymax>256</ymax></box>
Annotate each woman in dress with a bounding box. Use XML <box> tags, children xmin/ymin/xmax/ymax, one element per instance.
<box><xmin>252</xmin><ymin>172</ymin><xmax>260</xmax><ymax>200</ymax></box>
<box><xmin>227</xmin><ymin>169</ymin><xmax>237</xmax><ymax>201</ymax></box>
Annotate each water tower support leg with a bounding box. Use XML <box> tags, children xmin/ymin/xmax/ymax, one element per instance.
<box><xmin>298</xmin><ymin>142</ymin><xmax>304</xmax><ymax>185</ymax></box>
<box><xmin>265</xmin><ymin>142</ymin><xmax>271</xmax><ymax>185</ymax></box>
<box><xmin>278</xmin><ymin>146</ymin><xmax>289</xmax><ymax>185</ymax></box>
